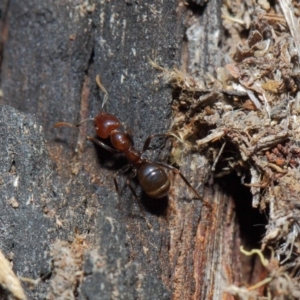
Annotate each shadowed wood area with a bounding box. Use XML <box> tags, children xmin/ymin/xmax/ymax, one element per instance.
<box><xmin>0</xmin><ymin>0</ymin><xmax>241</xmax><ymax>299</ymax></box>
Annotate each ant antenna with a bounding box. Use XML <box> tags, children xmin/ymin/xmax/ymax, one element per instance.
<box><xmin>95</xmin><ymin>74</ymin><xmax>108</xmax><ymax>108</ymax></box>
<box><xmin>54</xmin><ymin>118</ymin><xmax>94</xmax><ymax>129</ymax></box>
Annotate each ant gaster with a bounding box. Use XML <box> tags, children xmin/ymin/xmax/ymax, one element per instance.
<box><xmin>55</xmin><ymin>76</ymin><xmax>210</xmax><ymax>208</ymax></box>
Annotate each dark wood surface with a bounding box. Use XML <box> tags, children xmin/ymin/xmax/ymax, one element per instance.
<box><xmin>0</xmin><ymin>1</ymin><xmax>239</xmax><ymax>299</ymax></box>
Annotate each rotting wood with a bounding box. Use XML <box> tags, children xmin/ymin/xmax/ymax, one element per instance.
<box><xmin>0</xmin><ymin>1</ymin><xmax>226</xmax><ymax>299</ymax></box>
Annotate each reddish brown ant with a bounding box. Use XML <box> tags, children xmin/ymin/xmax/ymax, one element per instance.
<box><xmin>55</xmin><ymin>112</ymin><xmax>207</xmax><ymax>203</ymax></box>
<box><xmin>55</xmin><ymin>76</ymin><xmax>210</xmax><ymax>209</ymax></box>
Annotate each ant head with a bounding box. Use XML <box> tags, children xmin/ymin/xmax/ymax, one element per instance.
<box><xmin>94</xmin><ymin>113</ymin><xmax>121</xmax><ymax>139</ymax></box>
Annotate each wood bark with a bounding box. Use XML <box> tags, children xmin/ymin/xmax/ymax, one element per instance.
<box><xmin>0</xmin><ymin>0</ymin><xmax>240</xmax><ymax>299</ymax></box>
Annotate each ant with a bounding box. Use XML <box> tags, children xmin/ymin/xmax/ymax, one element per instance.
<box><xmin>55</xmin><ymin>78</ymin><xmax>210</xmax><ymax>210</ymax></box>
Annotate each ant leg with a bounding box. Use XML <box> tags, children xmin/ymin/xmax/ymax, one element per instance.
<box><xmin>113</xmin><ymin>164</ymin><xmax>131</xmax><ymax>194</ymax></box>
<box><xmin>123</xmin><ymin>169</ymin><xmax>152</xmax><ymax>229</ymax></box>
<box><xmin>87</xmin><ymin>136</ymin><xmax>120</xmax><ymax>153</ymax></box>
<box><xmin>125</xmin><ymin>175</ymin><xmax>152</xmax><ymax>229</ymax></box>
<box><xmin>113</xmin><ymin>165</ymin><xmax>132</xmax><ymax>214</ymax></box>
<box><xmin>54</xmin><ymin>118</ymin><xmax>94</xmax><ymax>128</ymax></box>
<box><xmin>156</xmin><ymin>161</ymin><xmax>211</xmax><ymax>208</ymax></box>
<box><xmin>142</xmin><ymin>133</ymin><xmax>170</xmax><ymax>153</ymax></box>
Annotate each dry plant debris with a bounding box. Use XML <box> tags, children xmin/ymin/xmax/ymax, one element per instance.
<box><xmin>154</xmin><ymin>0</ymin><xmax>300</xmax><ymax>298</ymax></box>
<box><xmin>47</xmin><ymin>236</ymin><xmax>88</xmax><ymax>300</ymax></box>
<box><xmin>0</xmin><ymin>249</ymin><xmax>27</xmax><ymax>300</ymax></box>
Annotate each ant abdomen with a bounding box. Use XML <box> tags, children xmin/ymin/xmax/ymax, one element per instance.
<box><xmin>138</xmin><ymin>163</ymin><xmax>170</xmax><ymax>198</ymax></box>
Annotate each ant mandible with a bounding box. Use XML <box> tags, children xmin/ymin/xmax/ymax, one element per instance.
<box><xmin>55</xmin><ymin>78</ymin><xmax>210</xmax><ymax>207</ymax></box>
